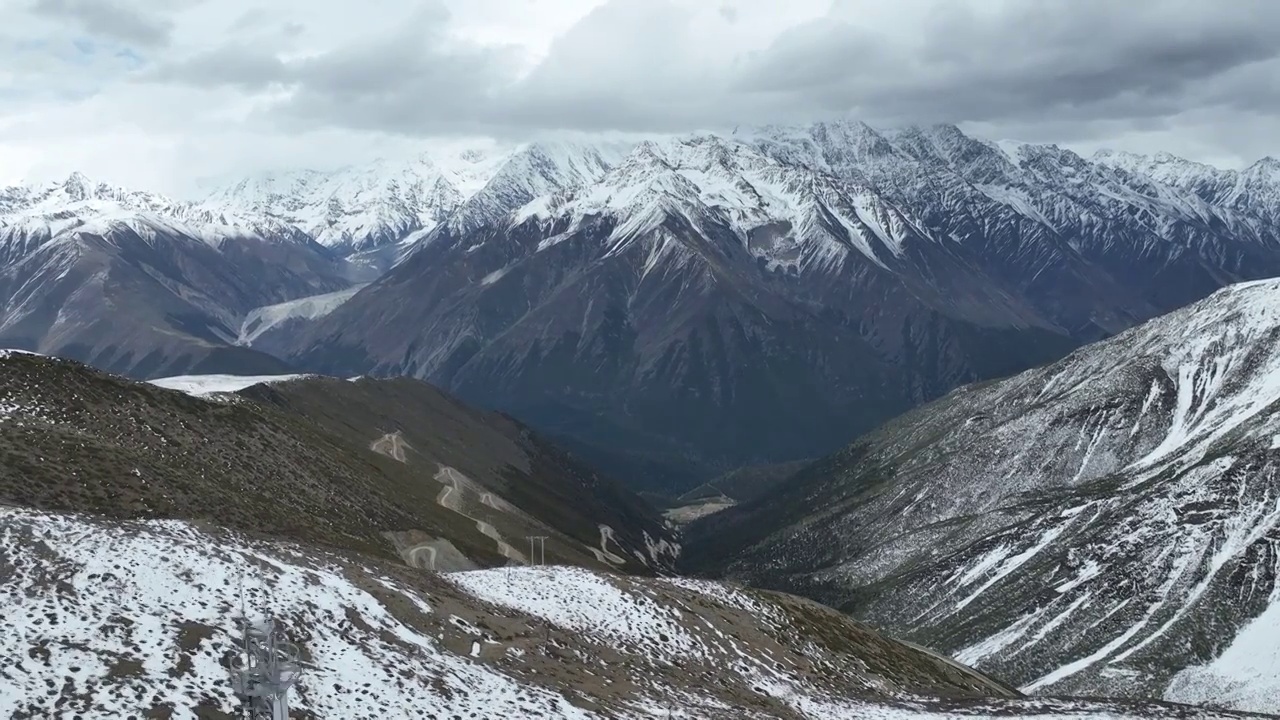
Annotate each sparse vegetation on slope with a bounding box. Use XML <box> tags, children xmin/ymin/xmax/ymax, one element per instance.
<box><xmin>0</xmin><ymin>351</ymin><xmax>673</xmax><ymax>573</ymax></box>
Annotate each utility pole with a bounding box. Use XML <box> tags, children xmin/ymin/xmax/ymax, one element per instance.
<box><xmin>229</xmin><ymin>613</ymin><xmax>302</xmax><ymax>720</ymax></box>
<box><xmin>525</xmin><ymin>535</ymin><xmax>547</xmax><ymax>566</ymax></box>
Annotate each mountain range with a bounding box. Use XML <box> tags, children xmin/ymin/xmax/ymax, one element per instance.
<box><xmin>685</xmin><ymin>278</ymin><xmax>1280</xmax><ymax>715</ymax></box>
<box><xmin>286</xmin><ymin>123</ymin><xmax>1280</xmax><ymax>491</ymax></box>
<box><xmin>4</xmin><ymin>121</ymin><xmax>1279</xmax><ymax>493</ymax></box>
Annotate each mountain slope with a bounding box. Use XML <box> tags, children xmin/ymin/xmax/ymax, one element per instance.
<box><xmin>0</xmin><ymin>350</ymin><xmax>674</xmax><ymax>573</ymax></box>
<box><xmin>685</xmin><ymin>279</ymin><xmax>1280</xmax><ymax>714</ymax></box>
<box><xmin>7</xmin><ymin>506</ymin><xmax>1264</xmax><ymax>719</ymax></box>
<box><xmin>235</xmin><ymin>283</ymin><xmax>369</xmax><ymax>355</ymax></box>
<box><xmin>285</xmin><ymin>126</ymin><xmax>1280</xmax><ymax>492</ymax></box>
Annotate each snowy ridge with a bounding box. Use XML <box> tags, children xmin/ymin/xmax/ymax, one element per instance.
<box><xmin>8</xmin><ymin>123</ymin><xmax>1278</xmax><ymax>274</ymax></box>
<box><xmin>512</xmin><ymin>134</ymin><xmax>922</xmax><ymax>273</ymax></box>
<box><xmin>448</xmin><ymin>138</ymin><xmax>635</xmax><ymax>233</ymax></box>
<box><xmin>0</xmin><ymin>172</ymin><xmax>314</xmax><ymax>250</ymax></box>
<box><xmin>199</xmin><ymin>147</ymin><xmax>510</xmax><ymax>254</ymax></box>
<box><xmin>486</xmin><ymin>120</ymin><xmax>1280</xmax><ymax>291</ymax></box>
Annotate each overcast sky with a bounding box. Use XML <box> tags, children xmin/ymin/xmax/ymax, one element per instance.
<box><xmin>2</xmin><ymin>0</ymin><xmax>1276</xmax><ymax>196</ymax></box>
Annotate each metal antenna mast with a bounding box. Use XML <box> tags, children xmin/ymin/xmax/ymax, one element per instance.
<box><xmin>229</xmin><ymin>596</ymin><xmax>302</xmax><ymax>719</ymax></box>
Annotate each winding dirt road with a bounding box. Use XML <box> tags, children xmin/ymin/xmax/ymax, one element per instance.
<box><xmin>434</xmin><ymin>466</ymin><xmax>526</xmax><ymax>563</ymax></box>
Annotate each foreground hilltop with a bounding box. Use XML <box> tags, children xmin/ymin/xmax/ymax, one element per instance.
<box><xmin>2</xmin><ymin>505</ymin><xmax>1269</xmax><ymax>719</ymax></box>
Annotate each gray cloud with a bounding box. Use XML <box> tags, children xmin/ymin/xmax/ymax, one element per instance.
<box><xmin>31</xmin><ymin>0</ymin><xmax>173</xmax><ymax>48</ymax></box>
<box><xmin>737</xmin><ymin>0</ymin><xmax>1280</xmax><ymax>130</ymax></box>
<box><xmin>146</xmin><ymin>44</ymin><xmax>287</xmax><ymax>90</ymax></box>
<box><xmin>139</xmin><ymin>0</ymin><xmax>1280</xmax><ymax>160</ymax></box>
<box><xmin>7</xmin><ymin>0</ymin><xmax>1277</xmax><ymax>194</ymax></box>
<box><xmin>227</xmin><ymin>9</ymin><xmax>267</xmax><ymax>32</ymax></box>
<box><xmin>145</xmin><ymin>3</ymin><xmax>522</xmax><ymax>135</ymax></box>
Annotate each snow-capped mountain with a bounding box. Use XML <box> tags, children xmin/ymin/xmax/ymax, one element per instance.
<box><xmin>747</xmin><ymin>120</ymin><xmax>1280</xmax><ymax>316</ymax></box>
<box><xmin>687</xmin><ymin>278</ymin><xmax>1280</xmax><ymax>714</ymax></box>
<box><xmin>193</xmin><ymin>140</ymin><xmax>636</xmax><ymax>268</ymax></box>
<box><xmin>282</xmin><ymin>123</ymin><xmax>1280</xmax><ymax>492</ymax></box>
<box><xmin>0</xmin><ymin>173</ymin><xmax>357</xmax><ymax>378</ymax></box>
<box><xmin>5</xmin><ymin>121</ymin><xmax>1279</xmax><ymax>486</ymax></box>
<box><xmin>197</xmin><ymin>148</ymin><xmax>507</xmax><ymax>256</ymax></box>
<box><xmin>1095</xmin><ymin>150</ymin><xmax>1280</xmax><ymax>226</ymax></box>
<box><xmin>446</xmin><ymin>138</ymin><xmax>636</xmax><ymax>233</ymax></box>
<box><xmin>0</xmin><ymin>171</ymin><xmax>321</xmax><ymax>249</ymax></box>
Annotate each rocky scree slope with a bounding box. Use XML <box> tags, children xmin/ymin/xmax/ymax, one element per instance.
<box><xmin>285</xmin><ymin>123</ymin><xmax>1280</xmax><ymax>493</ymax></box>
<box><xmin>8</xmin><ymin>506</ymin><xmax>1265</xmax><ymax>719</ymax></box>
<box><xmin>685</xmin><ymin>278</ymin><xmax>1280</xmax><ymax>714</ymax></box>
<box><xmin>0</xmin><ymin>350</ymin><xmax>672</xmax><ymax>574</ymax></box>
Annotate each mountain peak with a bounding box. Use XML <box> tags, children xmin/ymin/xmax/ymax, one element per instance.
<box><xmin>1246</xmin><ymin>155</ymin><xmax>1280</xmax><ymax>179</ymax></box>
<box><xmin>61</xmin><ymin>171</ymin><xmax>94</xmax><ymax>201</ymax></box>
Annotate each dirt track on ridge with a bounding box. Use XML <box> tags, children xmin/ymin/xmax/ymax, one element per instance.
<box><xmin>370</xmin><ymin>431</ymin><xmax>410</xmax><ymax>462</ymax></box>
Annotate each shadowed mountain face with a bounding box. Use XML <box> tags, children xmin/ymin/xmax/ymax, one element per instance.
<box><xmin>286</xmin><ymin>211</ymin><xmax>1083</xmax><ymax>492</ymax></box>
<box><xmin>684</xmin><ymin>279</ymin><xmax>1280</xmax><ymax>715</ymax></box>
<box><xmin>282</xmin><ymin>125</ymin><xmax>1280</xmax><ymax>493</ymax></box>
<box><xmin>0</xmin><ymin>351</ymin><xmax>675</xmax><ymax>573</ymax></box>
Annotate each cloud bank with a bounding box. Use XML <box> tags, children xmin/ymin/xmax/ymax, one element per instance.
<box><xmin>2</xmin><ymin>0</ymin><xmax>1275</xmax><ymax>194</ymax></box>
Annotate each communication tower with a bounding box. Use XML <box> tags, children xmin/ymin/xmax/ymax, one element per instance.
<box><xmin>228</xmin><ymin>613</ymin><xmax>302</xmax><ymax>720</ymax></box>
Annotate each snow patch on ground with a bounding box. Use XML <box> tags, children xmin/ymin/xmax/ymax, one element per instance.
<box><xmin>149</xmin><ymin>373</ymin><xmax>314</xmax><ymax>397</ymax></box>
<box><xmin>237</xmin><ymin>285</ymin><xmax>366</xmax><ymax>346</ymax></box>
<box><xmin>1164</xmin><ymin>595</ymin><xmax>1280</xmax><ymax>711</ymax></box>
<box><xmin>0</xmin><ymin>506</ymin><xmax>599</xmax><ymax>720</ymax></box>
<box><xmin>449</xmin><ymin>566</ymin><xmax>699</xmax><ymax>658</ymax></box>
